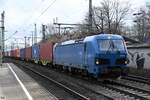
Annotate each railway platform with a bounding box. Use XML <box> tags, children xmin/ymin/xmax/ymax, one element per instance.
<box><xmin>0</xmin><ymin>63</ymin><xmax>58</xmax><ymax>100</ymax></box>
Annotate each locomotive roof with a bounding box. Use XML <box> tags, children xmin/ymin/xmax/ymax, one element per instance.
<box><xmin>84</xmin><ymin>34</ymin><xmax>123</xmax><ymax>42</ymax></box>
<box><xmin>58</xmin><ymin>34</ymin><xmax>123</xmax><ymax>45</ymax></box>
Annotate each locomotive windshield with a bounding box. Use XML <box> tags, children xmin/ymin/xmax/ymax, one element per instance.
<box><xmin>98</xmin><ymin>39</ymin><xmax>125</xmax><ymax>52</ymax></box>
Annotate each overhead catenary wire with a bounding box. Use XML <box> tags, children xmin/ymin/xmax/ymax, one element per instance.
<box><xmin>38</xmin><ymin>0</ymin><xmax>57</xmax><ymax>18</ymax></box>
<box><xmin>13</xmin><ymin>0</ymin><xmax>57</xmax><ymax>38</ymax></box>
<box><xmin>4</xmin><ymin>31</ymin><xmax>18</xmax><ymax>41</ymax></box>
<box><xmin>20</xmin><ymin>0</ymin><xmax>48</xmax><ymax>26</ymax></box>
<box><xmin>7</xmin><ymin>0</ymin><xmax>62</xmax><ymax>44</ymax></box>
<box><xmin>24</xmin><ymin>0</ymin><xmax>57</xmax><ymax>28</ymax></box>
<box><xmin>16</xmin><ymin>0</ymin><xmax>57</xmax><ymax>40</ymax></box>
<box><xmin>5</xmin><ymin>0</ymin><xmax>47</xmax><ymax>41</ymax></box>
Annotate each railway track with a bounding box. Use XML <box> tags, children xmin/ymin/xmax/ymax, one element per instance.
<box><xmin>14</xmin><ymin>60</ymin><xmax>115</xmax><ymax>100</ymax></box>
<box><xmin>127</xmin><ymin>75</ymin><xmax>150</xmax><ymax>82</ymax></box>
<box><xmin>13</xmin><ymin>60</ymin><xmax>136</xmax><ymax>100</ymax></box>
<box><xmin>122</xmin><ymin>75</ymin><xmax>150</xmax><ymax>85</ymax></box>
<box><xmin>103</xmin><ymin>79</ymin><xmax>150</xmax><ymax>100</ymax></box>
<box><xmin>14</xmin><ymin>62</ymin><xmax>90</xmax><ymax>100</ymax></box>
<box><xmin>11</xmin><ymin>59</ymin><xmax>150</xmax><ymax>100</ymax></box>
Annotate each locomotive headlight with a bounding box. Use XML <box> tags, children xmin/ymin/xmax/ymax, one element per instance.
<box><xmin>96</xmin><ymin>59</ymin><xmax>100</xmax><ymax>65</ymax></box>
<box><xmin>125</xmin><ymin>58</ymin><xmax>129</xmax><ymax>64</ymax></box>
<box><xmin>125</xmin><ymin>60</ymin><xmax>128</xmax><ymax>64</ymax></box>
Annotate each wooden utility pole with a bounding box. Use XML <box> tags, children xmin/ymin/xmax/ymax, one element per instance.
<box><xmin>89</xmin><ymin>0</ymin><xmax>93</xmax><ymax>34</ymax></box>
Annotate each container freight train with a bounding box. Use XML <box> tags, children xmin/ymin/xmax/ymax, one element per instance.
<box><xmin>5</xmin><ymin>34</ymin><xmax>128</xmax><ymax>78</ymax></box>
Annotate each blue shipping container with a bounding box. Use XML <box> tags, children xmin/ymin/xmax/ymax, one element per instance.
<box><xmin>20</xmin><ymin>48</ymin><xmax>26</xmax><ymax>60</ymax></box>
<box><xmin>32</xmin><ymin>45</ymin><xmax>40</xmax><ymax>63</ymax></box>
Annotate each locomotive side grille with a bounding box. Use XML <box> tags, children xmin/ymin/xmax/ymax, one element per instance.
<box><xmin>116</xmin><ymin>58</ymin><xmax>126</xmax><ymax>65</ymax></box>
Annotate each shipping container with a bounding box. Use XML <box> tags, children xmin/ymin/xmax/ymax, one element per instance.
<box><xmin>20</xmin><ymin>48</ymin><xmax>26</xmax><ymax>60</ymax></box>
<box><xmin>14</xmin><ymin>48</ymin><xmax>20</xmax><ymax>58</ymax></box>
<box><xmin>26</xmin><ymin>47</ymin><xmax>32</xmax><ymax>61</ymax></box>
<box><xmin>32</xmin><ymin>45</ymin><xmax>40</xmax><ymax>63</ymax></box>
<box><xmin>39</xmin><ymin>41</ymin><xmax>53</xmax><ymax>65</ymax></box>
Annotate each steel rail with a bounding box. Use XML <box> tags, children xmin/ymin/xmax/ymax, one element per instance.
<box><xmin>122</xmin><ymin>76</ymin><xmax>150</xmax><ymax>85</ymax></box>
<box><xmin>128</xmin><ymin>74</ymin><xmax>150</xmax><ymax>82</ymax></box>
<box><xmin>101</xmin><ymin>80</ymin><xmax>150</xmax><ymax>100</ymax></box>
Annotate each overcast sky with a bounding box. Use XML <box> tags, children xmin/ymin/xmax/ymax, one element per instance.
<box><xmin>0</xmin><ymin>0</ymin><xmax>149</xmax><ymax>47</ymax></box>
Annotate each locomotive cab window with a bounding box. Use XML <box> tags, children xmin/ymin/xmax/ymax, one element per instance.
<box><xmin>98</xmin><ymin>39</ymin><xmax>125</xmax><ymax>52</ymax></box>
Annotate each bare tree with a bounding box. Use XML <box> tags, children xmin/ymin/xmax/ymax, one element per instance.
<box><xmin>93</xmin><ymin>0</ymin><xmax>130</xmax><ymax>34</ymax></box>
<box><xmin>133</xmin><ymin>3</ymin><xmax>150</xmax><ymax>42</ymax></box>
<box><xmin>44</xmin><ymin>0</ymin><xmax>131</xmax><ymax>42</ymax></box>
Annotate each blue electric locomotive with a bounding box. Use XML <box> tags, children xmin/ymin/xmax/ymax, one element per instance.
<box><xmin>53</xmin><ymin>34</ymin><xmax>128</xmax><ymax>77</ymax></box>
